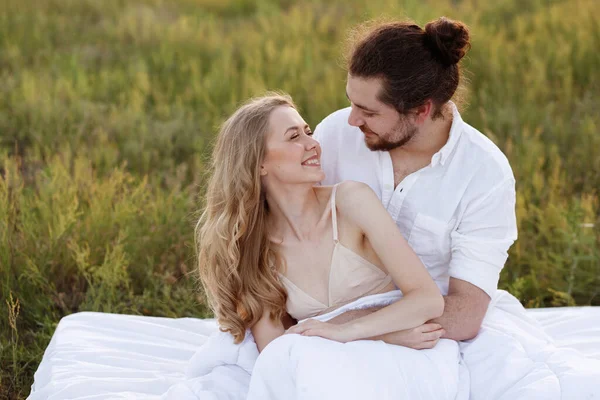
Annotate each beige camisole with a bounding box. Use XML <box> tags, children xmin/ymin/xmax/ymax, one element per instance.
<box><xmin>278</xmin><ymin>184</ymin><xmax>393</xmax><ymax>321</ymax></box>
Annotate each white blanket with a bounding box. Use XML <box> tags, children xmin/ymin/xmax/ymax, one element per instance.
<box><xmin>28</xmin><ymin>290</ymin><xmax>600</xmax><ymax>400</ymax></box>
<box><xmin>462</xmin><ymin>290</ymin><xmax>600</xmax><ymax>399</ymax></box>
<box><xmin>163</xmin><ymin>291</ymin><xmax>470</xmax><ymax>400</ymax></box>
<box><xmin>162</xmin><ymin>290</ymin><xmax>600</xmax><ymax>400</ymax></box>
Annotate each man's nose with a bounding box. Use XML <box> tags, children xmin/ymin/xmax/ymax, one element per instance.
<box><xmin>347</xmin><ymin>107</ymin><xmax>364</xmax><ymax>127</ymax></box>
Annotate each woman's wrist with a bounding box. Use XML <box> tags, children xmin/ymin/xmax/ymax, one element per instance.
<box><xmin>343</xmin><ymin>319</ymin><xmax>366</xmax><ymax>341</ymax></box>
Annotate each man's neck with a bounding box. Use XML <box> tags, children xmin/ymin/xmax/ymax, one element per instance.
<box><xmin>390</xmin><ymin>110</ymin><xmax>453</xmax><ymax>163</ymax></box>
<box><xmin>388</xmin><ymin>108</ymin><xmax>453</xmax><ymax>185</ymax></box>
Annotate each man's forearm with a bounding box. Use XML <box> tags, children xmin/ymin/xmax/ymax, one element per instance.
<box><xmin>326</xmin><ymin>293</ymin><xmax>488</xmax><ymax>342</ymax></box>
<box><xmin>430</xmin><ymin>293</ymin><xmax>488</xmax><ymax>341</ymax></box>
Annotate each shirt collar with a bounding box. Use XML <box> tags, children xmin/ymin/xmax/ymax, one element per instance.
<box><xmin>431</xmin><ymin>101</ymin><xmax>463</xmax><ymax>167</ymax></box>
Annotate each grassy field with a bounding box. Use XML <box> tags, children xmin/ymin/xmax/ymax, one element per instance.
<box><xmin>1</xmin><ymin>0</ymin><xmax>599</xmax><ymax>397</ymax></box>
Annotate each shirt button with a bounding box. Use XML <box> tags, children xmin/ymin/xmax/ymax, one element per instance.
<box><xmin>400</xmin><ymin>188</ymin><xmax>403</xmax><ymax>192</ymax></box>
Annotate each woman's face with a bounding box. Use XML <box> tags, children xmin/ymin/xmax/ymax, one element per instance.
<box><xmin>261</xmin><ymin>106</ymin><xmax>325</xmax><ymax>187</ymax></box>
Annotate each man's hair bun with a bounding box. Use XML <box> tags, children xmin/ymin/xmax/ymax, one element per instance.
<box><xmin>424</xmin><ymin>17</ymin><xmax>471</xmax><ymax>66</ymax></box>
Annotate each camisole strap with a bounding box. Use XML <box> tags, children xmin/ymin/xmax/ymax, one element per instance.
<box><xmin>330</xmin><ymin>184</ymin><xmax>339</xmax><ymax>243</ymax></box>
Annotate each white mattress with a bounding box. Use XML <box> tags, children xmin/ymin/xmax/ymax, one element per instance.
<box><xmin>28</xmin><ymin>307</ymin><xmax>600</xmax><ymax>399</ymax></box>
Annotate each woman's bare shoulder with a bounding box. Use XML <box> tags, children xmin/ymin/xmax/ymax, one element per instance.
<box><xmin>333</xmin><ymin>181</ymin><xmax>381</xmax><ymax>217</ymax></box>
<box><xmin>336</xmin><ymin>180</ymin><xmax>376</xmax><ymax>202</ymax></box>
<box><xmin>314</xmin><ymin>181</ymin><xmax>373</xmax><ymax>203</ymax></box>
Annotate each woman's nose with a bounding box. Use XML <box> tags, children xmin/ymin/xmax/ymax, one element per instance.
<box><xmin>304</xmin><ymin>135</ymin><xmax>320</xmax><ymax>152</ymax></box>
<box><xmin>305</xmin><ymin>136</ymin><xmax>318</xmax><ymax>150</ymax></box>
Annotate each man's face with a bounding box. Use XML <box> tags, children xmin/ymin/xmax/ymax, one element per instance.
<box><xmin>346</xmin><ymin>74</ymin><xmax>418</xmax><ymax>151</ymax></box>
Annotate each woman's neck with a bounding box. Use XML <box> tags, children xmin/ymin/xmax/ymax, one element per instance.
<box><xmin>265</xmin><ymin>184</ymin><xmax>327</xmax><ymax>243</ymax></box>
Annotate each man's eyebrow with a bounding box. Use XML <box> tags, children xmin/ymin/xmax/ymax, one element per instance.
<box><xmin>345</xmin><ymin>91</ymin><xmax>378</xmax><ymax>113</ymax></box>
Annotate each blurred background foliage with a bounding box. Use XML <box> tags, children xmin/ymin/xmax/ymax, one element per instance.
<box><xmin>1</xmin><ymin>0</ymin><xmax>599</xmax><ymax>397</ymax></box>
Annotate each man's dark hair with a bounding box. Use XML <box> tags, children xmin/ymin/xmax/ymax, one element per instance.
<box><xmin>348</xmin><ymin>17</ymin><xmax>471</xmax><ymax>119</ymax></box>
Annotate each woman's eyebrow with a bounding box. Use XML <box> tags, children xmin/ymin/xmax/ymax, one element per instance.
<box><xmin>284</xmin><ymin>125</ymin><xmax>310</xmax><ymax>135</ymax></box>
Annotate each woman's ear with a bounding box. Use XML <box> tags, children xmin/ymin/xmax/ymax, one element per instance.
<box><xmin>260</xmin><ymin>165</ymin><xmax>268</xmax><ymax>176</ymax></box>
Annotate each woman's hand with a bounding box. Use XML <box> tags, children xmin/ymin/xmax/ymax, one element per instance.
<box><xmin>285</xmin><ymin>319</ymin><xmax>356</xmax><ymax>343</ymax></box>
<box><xmin>377</xmin><ymin>323</ymin><xmax>445</xmax><ymax>349</ymax></box>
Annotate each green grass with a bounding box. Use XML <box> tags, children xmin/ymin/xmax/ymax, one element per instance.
<box><xmin>1</xmin><ymin>0</ymin><xmax>599</xmax><ymax>397</ymax></box>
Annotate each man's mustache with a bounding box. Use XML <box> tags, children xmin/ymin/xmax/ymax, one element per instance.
<box><xmin>359</xmin><ymin>125</ymin><xmax>376</xmax><ymax>135</ymax></box>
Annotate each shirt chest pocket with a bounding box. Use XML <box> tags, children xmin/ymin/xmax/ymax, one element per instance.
<box><xmin>407</xmin><ymin>213</ymin><xmax>455</xmax><ymax>265</ymax></box>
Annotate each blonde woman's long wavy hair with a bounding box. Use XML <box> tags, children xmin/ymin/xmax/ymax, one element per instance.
<box><xmin>196</xmin><ymin>93</ymin><xmax>293</xmax><ymax>343</ymax></box>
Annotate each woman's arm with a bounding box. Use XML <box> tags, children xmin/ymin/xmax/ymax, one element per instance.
<box><xmin>251</xmin><ymin>309</ymin><xmax>285</xmax><ymax>353</ymax></box>
<box><xmin>325</xmin><ymin>307</ymin><xmax>445</xmax><ymax>349</ymax></box>
<box><xmin>340</xmin><ymin>181</ymin><xmax>443</xmax><ymax>339</ymax></box>
<box><xmin>290</xmin><ymin>181</ymin><xmax>444</xmax><ymax>341</ymax></box>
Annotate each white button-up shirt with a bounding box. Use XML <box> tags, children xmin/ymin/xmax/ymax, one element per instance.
<box><xmin>314</xmin><ymin>103</ymin><xmax>518</xmax><ymax>298</ymax></box>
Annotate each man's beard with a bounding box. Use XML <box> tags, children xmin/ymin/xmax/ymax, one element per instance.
<box><xmin>361</xmin><ymin>119</ymin><xmax>418</xmax><ymax>151</ymax></box>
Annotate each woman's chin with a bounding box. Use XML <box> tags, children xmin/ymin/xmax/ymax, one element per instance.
<box><xmin>311</xmin><ymin>169</ymin><xmax>326</xmax><ymax>182</ymax></box>
<box><xmin>301</xmin><ymin>170</ymin><xmax>326</xmax><ymax>184</ymax></box>
<box><xmin>315</xmin><ymin>172</ymin><xmax>325</xmax><ymax>183</ymax></box>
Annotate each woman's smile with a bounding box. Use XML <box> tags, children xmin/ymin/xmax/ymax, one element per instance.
<box><xmin>302</xmin><ymin>155</ymin><xmax>321</xmax><ymax>167</ymax></box>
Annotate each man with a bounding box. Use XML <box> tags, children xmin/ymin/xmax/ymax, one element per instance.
<box><xmin>316</xmin><ymin>16</ymin><xmax>514</xmax><ymax>344</ymax></box>
<box><xmin>313</xmin><ymin>17</ymin><xmax>600</xmax><ymax>400</ymax></box>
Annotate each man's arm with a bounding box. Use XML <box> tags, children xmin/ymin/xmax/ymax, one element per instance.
<box><xmin>430</xmin><ymin>278</ymin><xmax>490</xmax><ymax>340</ymax></box>
<box><xmin>440</xmin><ymin>177</ymin><xmax>517</xmax><ymax>339</ymax></box>
<box><xmin>311</xmin><ymin>153</ymin><xmax>516</xmax><ymax>345</ymax></box>
<box><xmin>326</xmin><ymin>278</ymin><xmax>489</xmax><ymax>344</ymax></box>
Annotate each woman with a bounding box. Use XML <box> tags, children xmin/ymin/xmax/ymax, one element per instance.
<box><xmin>197</xmin><ymin>92</ymin><xmax>443</xmax><ymax>348</ymax></box>
<box><xmin>196</xmin><ymin>93</ymin><xmax>460</xmax><ymax>399</ymax></box>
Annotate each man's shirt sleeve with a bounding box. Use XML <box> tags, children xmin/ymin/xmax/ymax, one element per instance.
<box><xmin>448</xmin><ymin>177</ymin><xmax>518</xmax><ymax>298</ymax></box>
<box><xmin>314</xmin><ymin>117</ymin><xmax>340</xmax><ymax>185</ymax></box>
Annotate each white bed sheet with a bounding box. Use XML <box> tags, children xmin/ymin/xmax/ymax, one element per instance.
<box><xmin>28</xmin><ymin>306</ymin><xmax>600</xmax><ymax>399</ymax></box>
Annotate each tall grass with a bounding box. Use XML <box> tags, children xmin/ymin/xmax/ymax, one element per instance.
<box><xmin>1</xmin><ymin>0</ymin><xmax>598</xmax><ymax>397</ymax></box>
